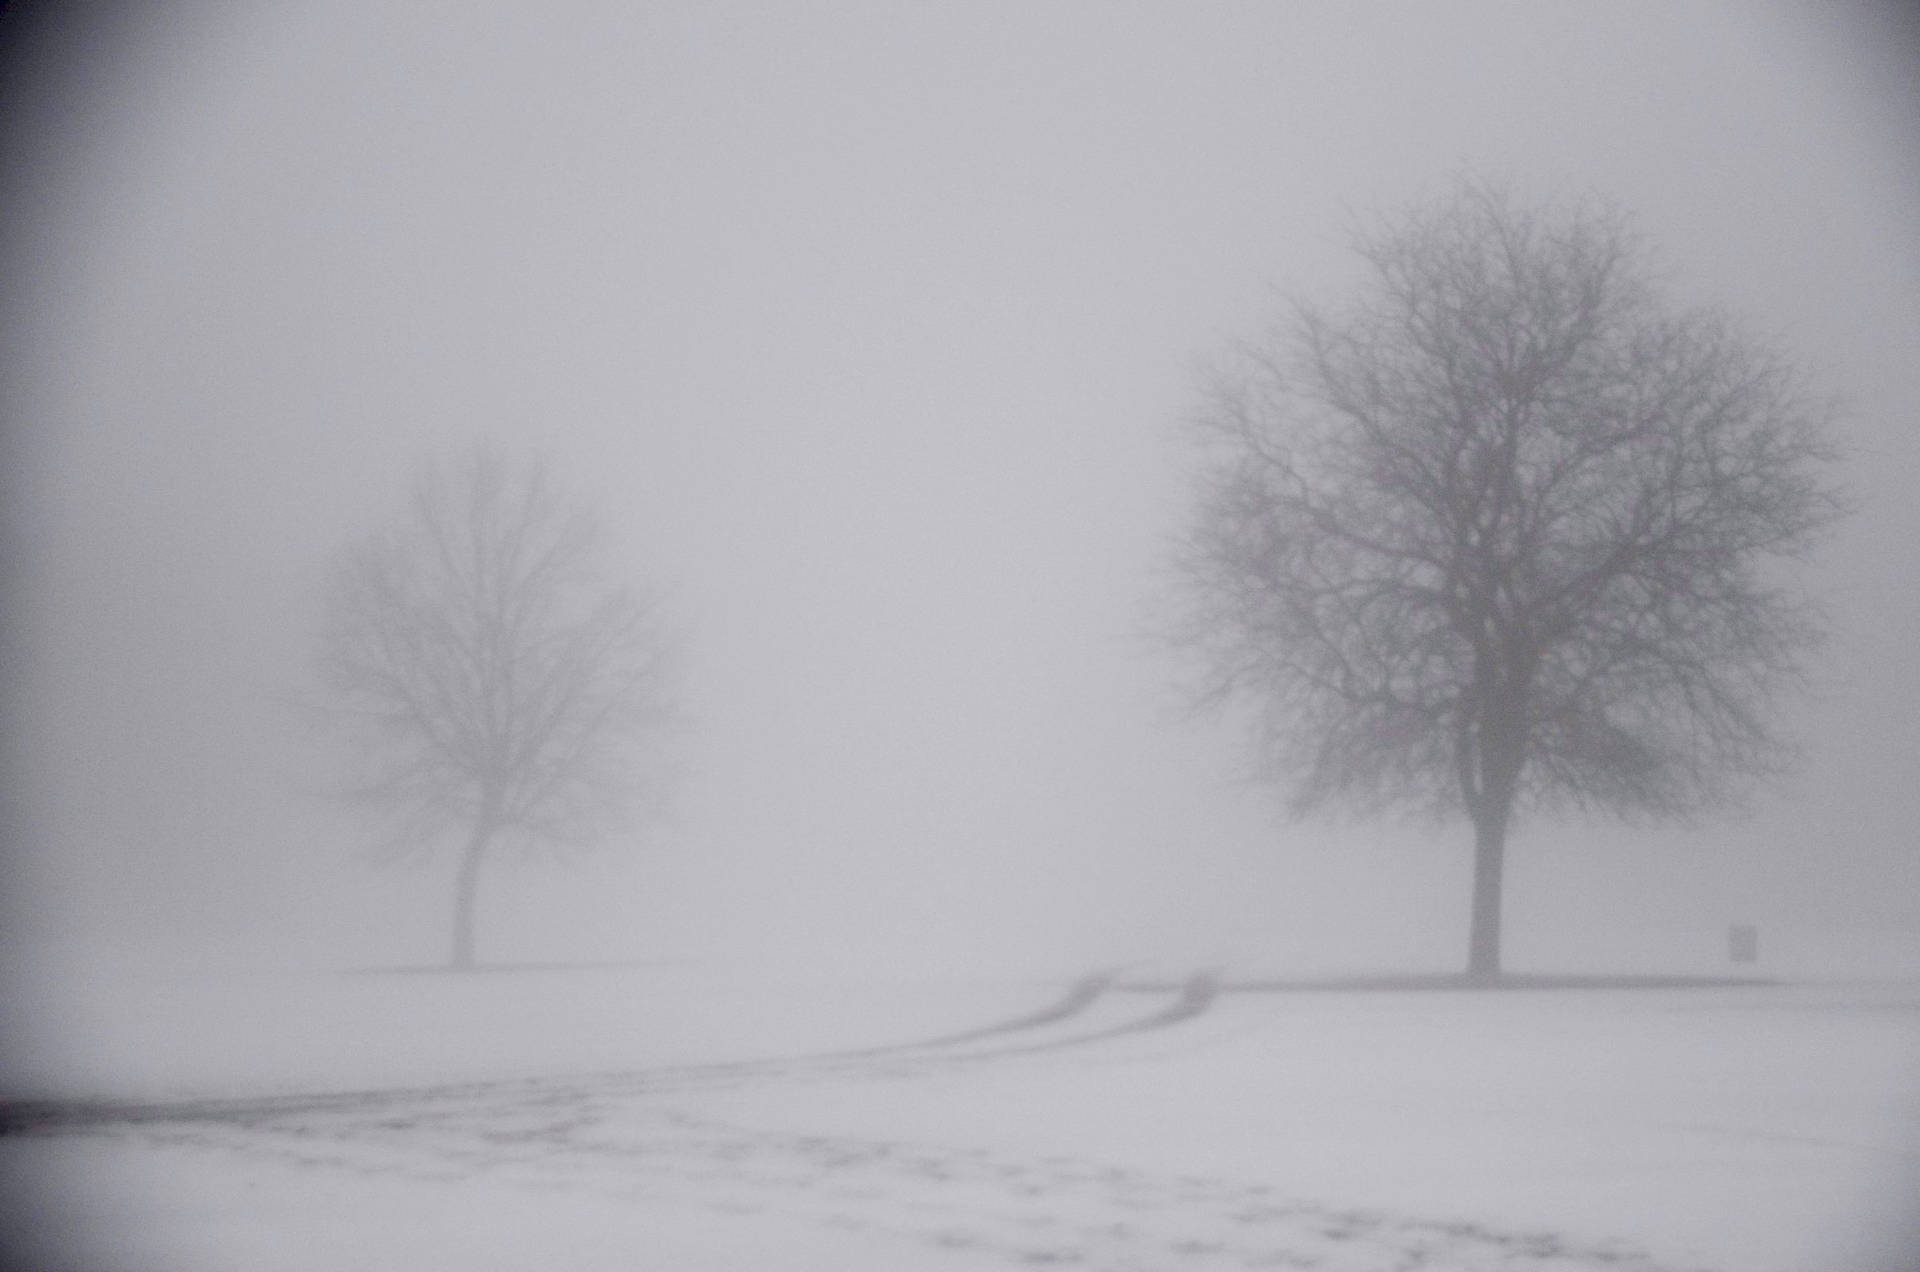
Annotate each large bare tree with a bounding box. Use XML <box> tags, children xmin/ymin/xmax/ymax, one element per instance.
<box><xmin>318</xmin><ymin>448</ymin><xmax>675</xmax><ymax>969</ymax></box>
<box><xmin>1174</xmin><ymin>180</ymin><xmax>1845</xmax><ymax>979</ymax></box>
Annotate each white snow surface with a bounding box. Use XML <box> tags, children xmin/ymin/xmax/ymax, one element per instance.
<box><xmin>4</xmin><ymin>965</ymin><xmax>1920</xmax><ymax>1271</ymax></box>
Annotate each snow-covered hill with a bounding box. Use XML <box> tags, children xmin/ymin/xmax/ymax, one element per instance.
<box><xmin>4</xmin><ymin>967</ymin><xmax>1918</xmax><ymax>1271</ymax></box>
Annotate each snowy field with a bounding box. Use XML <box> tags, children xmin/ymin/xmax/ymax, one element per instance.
<box><xmin>4</xmin><ymin>966</ymin><xmax>1920</xmax><ymax>1271</ymax></box>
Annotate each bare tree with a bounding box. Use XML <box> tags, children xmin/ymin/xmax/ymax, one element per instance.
<box><xmin>318</xmin><ymin>447</ymin><xmax>675</xmax><ymax>969</ymax></box>
<box><xmin>1174</xmin><ymin>179</ymin><xmax>1845</xmax><ymax>980</ymax></box>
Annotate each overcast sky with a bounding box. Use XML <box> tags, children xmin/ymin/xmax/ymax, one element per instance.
<box><xmin>3</xmin><ymin>1</ymin><xmax>1918</xmax><ymax>985</ymax></box>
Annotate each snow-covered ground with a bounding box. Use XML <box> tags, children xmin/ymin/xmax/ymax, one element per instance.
<box><xmin>4</xmin><ymin>966</ymin><xmax>1919</xmax><ymax>1271</ymax></box>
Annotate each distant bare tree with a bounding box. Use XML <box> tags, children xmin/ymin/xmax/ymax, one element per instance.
<box><xmin>1173</xmin><ymin>179</ymin><xmax>1845</xmax><ymax>979</ymax></box>
<box><xmin>318</xmin><ymin>448</ymin><xmax>675</xmax><ymax>969</ymax></box>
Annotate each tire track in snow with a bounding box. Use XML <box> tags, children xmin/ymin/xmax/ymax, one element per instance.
<box><xmin>0</xmin><ymin>970</ymin><xmax>1207</xmax><ymax>1135</ymax></box>
<box><xmin>840</xmin><ymin>968</ymin><xmax>1125</xmax><ymax>1054</ymax></box>
<box><xmin>1011</xmin><ymin>969</ymin><xmax>1219</xmax><ymax>1049</ymax></box>
<box><xmin>919</xmin><ymin>970</ymin><xmax>1221</xmax><ymax>1061</ymax></box>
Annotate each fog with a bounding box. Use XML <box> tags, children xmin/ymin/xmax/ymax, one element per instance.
<box><xmin>4</xmin><ymin>1</ymin><xmax>1919</xmax><ymax>994</ymax></box>
<box><xmin>9</xmin><ymin>5</ymin><xmax>1920</xmax><ymax>1268</ymax></box>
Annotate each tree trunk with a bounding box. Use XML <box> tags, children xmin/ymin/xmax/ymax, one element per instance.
<box><xmin>450</xmin><ymin>818</ymin><xmax>495</xmax><ymax>971</ymax></box>
<box><xmin>1462</xmin><ymin>680</ymin><xmax>1528</xmax><ymax>984</ymax></box>
<box><xmin>1466</xmin><ymin>808</ymin><xmax>1507</xmax><ymax>982</ymax></box>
